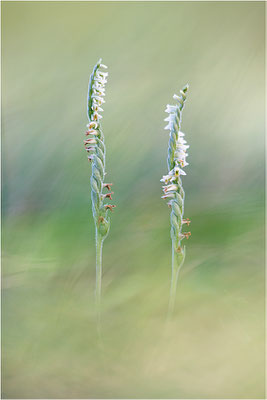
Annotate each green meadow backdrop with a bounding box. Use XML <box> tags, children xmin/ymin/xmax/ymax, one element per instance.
<box><xmin>2</xmin><ymin>1</ymin><xmax>265</xmax><ymax>398</ymax></box>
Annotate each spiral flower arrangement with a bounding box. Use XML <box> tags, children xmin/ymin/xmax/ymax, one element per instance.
<box><xmin>84</xmin><ymin>59</ymin><xmax>115</xmax><ymax>307</ymax></box>
<box><xmin>161</xmin><ymin>85</ymin><xmax>190</xmax><ymax>315</ymax></box>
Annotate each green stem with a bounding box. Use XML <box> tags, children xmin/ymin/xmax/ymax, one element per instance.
<box><xmin>95</xmin><ymin>227</ymin><xmax>103</xmax><ymax>313</ymax></box>
<box><xmin>168</xmin><ymin>241</ymin><xmax>183</xmax><ymax>318</ymax></box>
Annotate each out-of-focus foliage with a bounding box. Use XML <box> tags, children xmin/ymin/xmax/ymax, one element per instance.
<box><xmin>2</xmin><ymin>2</ymin><xmax>265</xmax><ymax>398</ymax></box>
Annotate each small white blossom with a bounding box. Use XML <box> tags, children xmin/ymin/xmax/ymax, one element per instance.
<box><xmin>87</xmin><ymin>121</ymin><xmax>98</xmax><ymax>129</ymax></box>
<box><xmin>92</xmin><ymin>96</ymin><xmax>105</xmax><ymax>105</ymax></box>
<box><xmin>86</xmin><ymin>129</ymin><xmax>98</xmax><ymax>136</ymax></box>
<box><xmin>165</xmin><ymin>104</ymin><xmax>178</xmax><ymax>113</ymax></box>
<box><xmin>91</xmin><ymin>104</ymin><xmax>104</xmax><ymax>112</ymax></box>
<box><xmin>177</xmin><ymin>137</ymin><xmax>187</xmax><ymax>145</ymax></box>
<box><xmin>172</xmin><ymin>166</ymin><xmax>186</xmax><ymax>176</ymax></box>
<box><xmin>93</xmin><ymin>82</ymin><xmax>104</xmax><ymax>90</ymax></box>
<box><xmin>164</xmin><ymin>122</ymin><xmax>173</xmax><ymax>130</ymax></box>
<box><xmin>96</xmin><ymin>71</ymin><xmax>108</xmax><ymax>79</ymax></box>
<box><xmin>161</xmin><ymin>193</ymin><xmax>175</xmax><ymax>199</ymax></box>
<box><xmin>95</xmin><ymin>76</ymin><xmax>108</xmax><ymax>84</ymax></box>
<box><xmin>93</xmin><ymin>89</ymin><xmax>105</xmax><ymax>97</ymax></box>
<box><xmin>177</xmin><ymin>159</ymin><xmax>189</xmax><ymax>168</ymax></box>
<box><xmin>84</xmin><ymin>137</ymin><xmax>97</xmax><ymax>145</ymax></box>
<box><xmin>164</xmin><ymin>184</ymin><xmax>179</xmax><ymax>192</ymax></box>
<box><xmin>164</xmin><ymin>114</ymin><xmax>176</xmax><ymax>122</ymax></box>
<box><xmin>92</xmin><ymin>112</ymin><xmax>103</xmax><ymax>121</ymax></box>
<box><xmin>160</xmin><ymin>174</ymin><xmax>176</xmax><ymax>184</ymax></box>
<box><xmin>173</xmin><ymin>94</ymin><xmax>182</xmax><ymax>101</ymax></box>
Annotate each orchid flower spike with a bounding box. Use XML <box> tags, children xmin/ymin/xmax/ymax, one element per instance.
<box><xmin>161</xmin><ymin>84</ymin><xmax>191</xmax><ymax>316</ymax></box>
<box><xmin>84</xmin><ymin>59</ymin><xmax>114</xmax><ymax>310</ymax></box>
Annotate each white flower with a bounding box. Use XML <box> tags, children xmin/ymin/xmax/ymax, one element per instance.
<box><xmin>173</xmin><ymin>166</ymin><xmax>186</xmax><ymax>176</ymax></box>
<box><xmin>92</xmin><ymin>94</ymin><xmax>103</xmax><ymax>101</ymax></box>
<box><xmin>100</xmin><ymin>63</ymin><xmax>108</xmax><ymax>69</ymax></box>
<box><xmin>175</xmin><ymin>148</ymin><xmax>187</xmax><ymax>156</ymax></box>
<box><xmin>93</xmin><ymin>88</ymin><xmax>105</xmax><ymax>97</ymax></box>
<box><xmin>92</xmin><ymin>95</ymin><xmax>105</xmax><ymax>105</ymax></box>
<box><xmin>87</xmin><ymin>121</ymin><xmax>98</xmax><ymax>129</ymax></box>
<box><xmin>92</xmin><ymin>112</ymin><xmax>103</xmax><ymax>120</ymax></box>
<box><xmin>93</xmin><ymin>82</ymin><xmax>105</xmax><ymax>90</ymax></box>
<box><xmin>176</xmin><ymin>152</ymin><xmax>185</xmax><ymax>160</ymax></box>
<box><xmin>95</xmin><ymin>76</ymin><xmax>108</xmax><ymax>85</ymax></box>
<box><xmin>161</xmin><ymin>193</ymin><xmax>175</xmax><ymax>199</ymax></box>
<box><xmin>178</xmin><ymin>144</ymin><xmax>189</xmax><ymax>151</ymax></box>
<box><xmin>164</xmin><ymin>122</ymin><xmax>173</xmax><ymax>130</ymax></box>
<box><xmin>160</xmin><ymin>174</ymin><xmax>175</xmax><ymax>184</ymax></box>
<box><xmin>86</xmin><ymin>129</ymin><xmax>98</xmax><ymax>136</ymax></box>
<box><xmin>91</xmin><ymin>105</ymin><xmax>104</xmax><ymax>113</ymax></box>
<box><xmin>177</xmin><ymin>137</ymin><xmax>187</xmax><ymax>145</ymax></box>
<box><xmin>160</xmin><ymin>174</ymin><xmax>170</xmax><ymax>183</ymax></box>
<box><xmin>165</xmin><ymin>104</ymin><xmax>178</xmax><ymax>113</ymax></box>
<box><xmin>164</xmin><ymin>184</ymin><xmax>179</xmax><ymax>192</ymax></box>
<box><xmin>176</xmin><ymin>156</ymin><xmax>188</xmax><ymax>167</ymax></box>
<box><xmin>96</xmin><ymin>71</ymin><xmax>108</xmax><ymax>79</ymax></box>
<box><xmin>84</xmin><ymin>137</ymin><xmax>97</xmax><ymax>145</ymax></box>
<box><xmin>173</xmin><ymin>94</ymin><xmax>182</xmax><ymax>101</ymax></box>
<box><xmin>164</xmin><ymin>114</ymin><xmax>176</xmax><ymax>122</ymax></box>
<box><xmin>177</xmin><ymin>159</ymin><xmax>189</xmax><ymax>168</ymax></box>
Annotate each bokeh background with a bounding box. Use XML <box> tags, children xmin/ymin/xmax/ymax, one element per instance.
<box><xmin>2</xmin><ymin>1</ymin><xmax>265</xmax><ymax>399</ymax></box>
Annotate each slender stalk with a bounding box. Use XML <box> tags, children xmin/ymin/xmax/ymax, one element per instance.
<box><xmin>168</xmin><ymin>241</ymin><xmax>184</xmax><ymax>318</ymax></box>
<box><xmin>95</xmin><ymin>227</ymin><xmax>103</xmax><ymax>310</ymax></box>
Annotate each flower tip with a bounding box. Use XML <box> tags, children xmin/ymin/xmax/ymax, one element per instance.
<box><xmin>103</xmin><ymin>192</ymin><xmax>114</xmax><ymax>200</ymax></box>
<box><xmin>105</xmin><ymin>204</ymin><xmax>116</xmax><ymax>212</ymax></box>
<box><xmin>103</xmin><ymin>183</ymin><xmax>113</xmax><ymax>190</ymax></box>
<box><xmin>182</xmin><ymin>218</ymin><xmax>191</xmax><ymax>226</ymax></box>
<box><xmin>87</xmin><ymin>121</ymin><xmax>98</xmax><ymax>130</ymax></box>
<box><xmin>164</xmin><ymin>122</ymin><xmax>172</xmax><ymax>130</ymax></box>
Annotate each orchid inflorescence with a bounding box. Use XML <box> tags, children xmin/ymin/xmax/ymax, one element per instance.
<box><xmin>84</xmin><ymin>60</ymin><xmax>191</xmax><ymax>316</ymax></box>
<box><xmin>84</xmin><ymin>59</ymin><xmax>115</xmax><ymax>240</ymax></box>
<box><xmin>161</xmin><ymin>85</ymin><xmax>190</xmax><ymax>315</ymax></box>
<box><xmin>84</xmin><ymin>59</ymin><xmax>115</xmax><ymax>309</ymax></box>
<box><xmin>161</xmin><ymin>85</ymin><xmax>190</xmax><ymax>253</ymax></box>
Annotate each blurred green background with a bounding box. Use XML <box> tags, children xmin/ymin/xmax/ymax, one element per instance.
<box><xmin>2</xmin><ymin>1</ymin><xmax>265</xmax><ymax>399</ymax></box>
